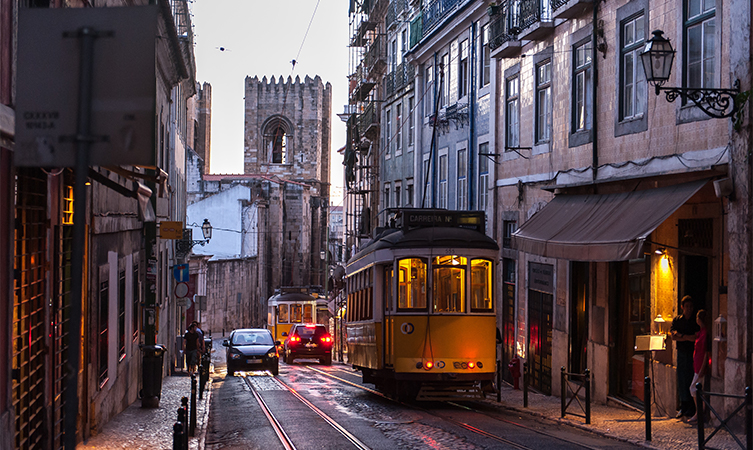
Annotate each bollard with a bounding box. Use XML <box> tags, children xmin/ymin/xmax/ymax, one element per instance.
<box><xmin>584</xmin><ymin>369</ymin><xmax>591</xmax><ymax>425</ymax></box>
<box><xmin>181</xmin><ymin>397</ymin><xmax>189</xmax><ymax>450</ymax></box>
<box><xmin>173</xmin><ymin>422</ymin><xmax>185</xmax><ymax>450</ymax></box>
<box><xmin>561</xmin><ymin>367</ymin><xmax>566</xmax><ymax>418</ymax></box>
<box><xmin>177</xmin><ymin>405</ymin><xmax>188</xmax><ymax>450</ymax></box>
<box><xmin>523</xmin><ymin>361</ymin><xmax>529</xmax><ymax>408</ymax></box>
<box><xmin>745</xmin><ymin>387</ymin><xmax>752</xmax><ymax>450</ymax></box>
<box><xmin>696</xmin><ymin>383</ymin><xmax>705</xmax><ymax>449</ymax></box>
<box><xmin>644</xmin><ymin>376</ymin><xmax>651</xmax><ymax>441</ymax></box>
<box><xmin>190</xmin><ymin>374</ymin><xmax>197</xmax><ymax>437</ymax></box>
<box><xmin>496</xmin><ymin>359</ymin><xmax>501</xmax><ymax>403</ymax></box>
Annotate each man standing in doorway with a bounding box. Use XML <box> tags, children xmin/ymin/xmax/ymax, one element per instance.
<box><xmin>670</xmin><ymin>295</ymin><xmax>700</xmax><ymax>420</ymax></box>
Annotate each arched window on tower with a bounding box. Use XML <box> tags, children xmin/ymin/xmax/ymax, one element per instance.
<box><xmin>264</xmin><ymin>122</ymin><xmax>289</xmax><ymax>164</ymax></box>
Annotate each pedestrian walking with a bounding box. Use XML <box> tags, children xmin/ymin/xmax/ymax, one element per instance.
<box><xmin>184</xmin><ymin>322</ymin><xmax>202</xmax><ymax>375</ymax></box>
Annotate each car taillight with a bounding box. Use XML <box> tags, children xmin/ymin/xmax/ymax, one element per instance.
<box><xmin>320</xmin><ymin>336</ymin><xmax>332</xmax><ymax>344</ymax></box>
<box><xmin>290</xmin><ymin>336</ymin><xmax>300</xmax><ymax>344</ymax></box>
<box><xmin>305</xmin><ymin>324</ymin><xmax>316</xmax><ymax>329</ymax></box>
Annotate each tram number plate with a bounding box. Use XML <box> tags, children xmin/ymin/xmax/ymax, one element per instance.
<box><xmin>247</xmin><ymin>358</ymin><xmax>262</xmax><ymax>364</ymax></box>
<box><xmin>305</xmin><ymin>343</ymin><xmax>318</xmax><ymax>348</ymax></box>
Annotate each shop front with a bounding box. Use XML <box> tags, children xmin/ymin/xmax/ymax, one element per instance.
<box><xmin>511</xmin><ymin>178</ymin><xmax>725</xmax><ymax>409</ymax></box>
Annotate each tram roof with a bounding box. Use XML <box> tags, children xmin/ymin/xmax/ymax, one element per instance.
<box><xmin>351</xmin><ymin>226</ymin><xmax>499</xmax><ymax>261</ymax></box>
<box><xmin>267</xmin><ymin>292</ymin><xmax>318</xmax><ymax>303</ymax></box>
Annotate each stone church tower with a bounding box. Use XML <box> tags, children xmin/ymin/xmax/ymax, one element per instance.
<box><xmin>243</xmin><ymin>75</ymin><xmax>331</xmax><ymax>291</ymax></box>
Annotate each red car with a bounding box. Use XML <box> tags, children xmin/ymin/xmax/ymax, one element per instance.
<box><xmin>282</xmin><ymin>324</ymin><xmax>333</xmax><ymax>365</ymax></box>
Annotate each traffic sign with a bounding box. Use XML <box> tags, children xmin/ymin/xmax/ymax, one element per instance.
<box><xmin>173</xmin><ymin>264</ymin><xmax>189</xmax><ymax>282</ymax></box>
<box><xmin>175</xmin><ymin>282</ymin><xmax>189</xmax><ymax>298</ymax></box>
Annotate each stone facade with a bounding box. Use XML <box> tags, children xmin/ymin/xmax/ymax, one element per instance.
<box><xmin>187</xmin><ymin>74</ymin><xmax>332</xmax><ymax>329</ymax></box>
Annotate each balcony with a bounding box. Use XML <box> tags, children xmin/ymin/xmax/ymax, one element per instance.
<box><xmin>358</xmin><ymin>101</ymin><xmax>380</xmax><ymax>140</ymax></box>
<box><xmin>351</xmin><ymin>17</ymin><xmax>377</xmax><ymax>47</ymax></box>
<box><xmin>551</xmin><ymin>0</ymin><xmax>592</xmax><ymax>19</ymax></box>
<box><xmin>488</xmin><ymin>6</ymin><xmax>521</xmax><ymax>58</ymax></box>
<box><xmin>386</xmin><ymin>0</ymin><xmax>407</xmax><ymax>30</ymax></box>
<box><xmin>384</xmin><ymin>63</ymin><xmax>415</xmax><ymax>98</ymax></box>
<box><xmin>422</xmin><ymin>0</ymin><xmax>468</xmax><ymax>37</ymax></box>
<box><xmin>364</xmin><ymin>35</ymin><xmax>387</xmax><ymax>79</ymax></box>
<box><xmin>349</xmin><ymin>65</ymin><xmax>375</xmax><ymax>102</ymax></box>
<box><xmin>516</xmin><ymin>0</ymin><xmax>554</xmax><ymax>41</ymax></box>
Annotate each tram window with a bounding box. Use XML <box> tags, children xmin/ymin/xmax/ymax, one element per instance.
<box><xmin>397</xmin><ymin>258</ymin><xmax>427</xmax><ymax>309</ymax></box>
<box><xmin>385</xmin><ymin>266</ymin><xmax>393</xmax><ymax>310</ymax></box>
<box><xmin>303</xmin><ymin>305</ymin><xmax>313</xmax><ymax>323</ymax></box>
<box><xmin>367</xmin><ymin>286</ymin><xmax>373</xmax><ymax>319</ymax></box>
<box><xmin>268</xmin><ymin>306</ymin><xmax>274</xmax><ymax>325</ymax></box>
<box><xmin>278</xmin><ymin>304</ymin><xmax>289</xmax><ymax>323</ymax></box>
<box><xmin>433</xmin><ymin>256</ymin><xmax>467</xmax><ymax>313</ymax></box>
<box><xmin>291</xmin><ymin>304</ymin><xmax>302</xmax><ymax>323</ymax></box>
<box><xmin>471</xmin><ymin>259</ymin><xmax>494</xmax><ymax>312</ymax></box>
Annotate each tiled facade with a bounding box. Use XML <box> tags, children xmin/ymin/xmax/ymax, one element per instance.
<box><xmin>345</xmin><ymin>0</ymin><xmax>752</xmax><ymax>417</ymax></box>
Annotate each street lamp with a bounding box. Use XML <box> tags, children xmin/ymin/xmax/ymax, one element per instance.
<box><xmin>176</xmin><ymin>219</ymin><xmax>212</xmax><ymax>258</ymax></box>
<box><xmin>640</xmin><ymin>29</ymin><xmax>741</xmax><ymax>119</ymax></box>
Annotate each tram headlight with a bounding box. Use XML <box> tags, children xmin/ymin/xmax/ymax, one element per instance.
<box><xmin>468</xmin><ymin>361</ymin><xmax>476</xmax><ymax>369</ymax></box>
<box><xmin>424</xmin><ymin>361</ymin><xmax>434</xmax><ymax>370</ymax></box>
<box><xmin>477</xmin><ymin>361</ymin><xmax>483</xmax><ymax>369</ymax></box>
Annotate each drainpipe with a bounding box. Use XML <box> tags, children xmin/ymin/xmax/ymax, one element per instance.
<box><xmin>591</xmin><ymin>0</ymin><xmax>599</xmax><ymax>186</ymax></box>
<box><xmin>469</xmin><ymin>21</ymin><xmax>477</xmax><ymax>210</ymax></box>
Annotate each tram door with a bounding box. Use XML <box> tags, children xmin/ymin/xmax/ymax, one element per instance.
<box><xmin>528</xmin><ymin>262</ymin><xmax>553</xmax><ymax>395</ymax></box>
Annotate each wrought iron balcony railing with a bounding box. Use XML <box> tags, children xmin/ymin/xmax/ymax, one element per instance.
<box><xmin>518</xmin><ymin>0</ymin><xmax>552</xmax><ymax>30</ymax></box>
<box><xmin>489</xmin><ymin>5</ymin><xmax>518</xmax><ymax>49</ymax></box>
<box><xmin>364</xmin><ymin>35</ymin><xmax>387</xmax><ymax>73</ymax></box>
<box><xmin>358</xmin><ymin>101</ymin><xmax>379</xmax><ymax>135</ymax></box>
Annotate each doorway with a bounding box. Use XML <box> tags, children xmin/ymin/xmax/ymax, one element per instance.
<box><xmin>569</xmin><ymin>262</ymin><xmax>589</xmax><ymax>375</ymax></box>
<box><xmin>528</xmin><ymin>262</ymin><xmax>553</xmax><ymax>395</ymax></box>
<box><xmin>608</xmin><ymin>259</ymin><xmax>649</xmax><ymax>405</ymax></box>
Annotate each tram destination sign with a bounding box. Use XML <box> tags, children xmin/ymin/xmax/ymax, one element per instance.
<box><xmin>400</xmin><ymin>210</ymin><xmax>484</xmax><ymax>232</ymax></box>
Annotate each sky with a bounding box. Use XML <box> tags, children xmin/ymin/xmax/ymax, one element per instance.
<box><xmin>190</xmin><ymin>0</ymin><xmax>349</xmax><ymax>204</ymax></box>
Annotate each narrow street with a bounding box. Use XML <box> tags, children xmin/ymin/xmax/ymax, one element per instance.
<box><xmin>205</xmin><ymin>340</ymin><xmax>642</xmax><ymax>450</ymax></box>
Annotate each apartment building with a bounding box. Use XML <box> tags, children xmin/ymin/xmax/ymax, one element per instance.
<box><xmin>489</xmin><ymin>0</ymin><xmax>751</xmax><ymax>416</ymax></box>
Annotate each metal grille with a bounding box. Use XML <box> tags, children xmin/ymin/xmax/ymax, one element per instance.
<box><xmin>13</xmin><ymin>168</ymin><xmax>48</xmax><ymax>449</ymax></box>
<box><xmin>51</xmin><ymin>223</ymin><xmax>73</xmax><ymax>450</ymax></box>
<box><xmin>678</xmin><ymin>218</ymin><xmax>713</xmax><ymax>249</ymax></box>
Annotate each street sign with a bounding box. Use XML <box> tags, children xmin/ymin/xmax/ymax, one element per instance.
<box><xmin>15</xmin><ymin>6</ymin><xmax>157</xmax><ymax>167</ymax></box>
<box><xmin>175</xmin><ymin>282</ymin><xmax>189</xmax><ymax>298</ymax></box>
<box><xmin>160</xmin><ymin>221</ymin><xmax>183</xmax><ymax>240</ymax></box>
<box><xmin>173</xmin><ymin>263</ymin><xmax>189</xmax><ymax>282</ymax></box>
<box><xmin>194</xmin><ymin>295</ymin><xmax>207</xmax><ymax>311</ymax></box>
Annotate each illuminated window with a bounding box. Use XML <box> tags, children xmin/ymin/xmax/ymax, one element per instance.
<box><xmin>303</xmin><ymin>305</ymin><xmax>313</xmax><ymax>323</ymax></box>
<box><xmin>433</xmin><ymin>255</ymin><xmax>467</xmax><ymax>313</ymax></box>
<box><xmin>278</xmin><ymin>304</ymin><xmax>289</xmax><ymax>323</ymax></box>
<box><xmin>291</xmin><ymin>304</ymin><xmax>302</xmax><ymax>323</ymax></box>
<box><xmin>62</xmin><ymin>184</ymin><xmax>74</xmax><ymax>225</ymax></box>
<box><xmin>471</xmin><ymin>259</ymin><xmax>493</xmax><ymax>311</ymax></box>
<box><xmin>398</xmin><ymin>258</ymin><xmax>427</xmax><ymax>309</ymax></box>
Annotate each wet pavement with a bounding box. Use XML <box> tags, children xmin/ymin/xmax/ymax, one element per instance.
<box><xmin>79</xmin><ymin>339</ymin><xmax>740</xmax><ymax>449</ymax></box>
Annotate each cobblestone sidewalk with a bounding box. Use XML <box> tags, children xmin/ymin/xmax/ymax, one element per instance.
<box><xmin>77</xmin><ymin>367</ymin><xmax>212</xmax><ymax>449</ymax></box>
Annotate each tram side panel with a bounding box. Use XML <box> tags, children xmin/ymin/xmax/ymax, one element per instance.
<box><xmin>345</xmin><ymin>320</ymin><xmax>380</xmax><ymax>369</ymax></box>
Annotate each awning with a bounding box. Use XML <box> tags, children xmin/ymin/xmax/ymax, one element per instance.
<box><xmin>511</xmin><ymin>179</ymin><xmax>708</xmax><ymax>261</ymax></box>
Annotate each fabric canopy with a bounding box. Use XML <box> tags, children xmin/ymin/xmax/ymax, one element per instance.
<box><xmin>511</xmin><ymin>179</ymin><xmax>708</xmax><ymax>261</ymax></box>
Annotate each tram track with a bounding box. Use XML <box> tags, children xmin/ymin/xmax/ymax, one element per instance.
<box><xmin>242</xmin><ymin>373</ymin><xmax>371</xmax><ymax>450</ymax></box>
<box><xmin>304</xmin><ymin>365</ymin><xmax>604</xmax><ymax>450</ymax></box>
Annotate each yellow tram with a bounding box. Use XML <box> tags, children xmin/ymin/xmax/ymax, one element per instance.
<box><xmin>267</xmin><ymin>288</ymin><xmax>328</xmax><ymax>348</ymax></box>
<box><xmin>346</xmin><ymin>209</ymin><xmax>498</xmax><ymax>401</ymax></box>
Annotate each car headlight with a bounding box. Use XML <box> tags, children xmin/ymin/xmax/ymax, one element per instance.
<box><xmin>230</xmin><ymin>353</ymin><xmax>242</xmax><ymax>360</ymax></box>
<box><xmin>267</xmin><ymin>351</ymin><xmax>277</xmax><ymax>358</ymax></box>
